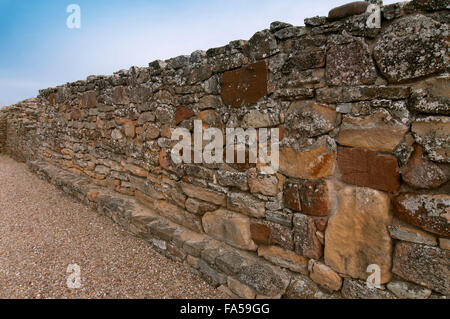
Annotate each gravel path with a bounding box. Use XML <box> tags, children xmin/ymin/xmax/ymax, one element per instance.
<box><xmin>0</xmin><ymin>155</ymin><xmax>227</xmax><ymax>299</ymax></box>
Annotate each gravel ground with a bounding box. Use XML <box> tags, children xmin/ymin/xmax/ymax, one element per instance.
<box><xmin>0</xmin><ymin>155</ymin><xmax>228</xmax><ymax>299</ymax></box>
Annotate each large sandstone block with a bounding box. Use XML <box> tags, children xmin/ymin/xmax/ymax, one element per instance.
<box><xmin>393</xmin><ymin>193</ymin><xmax>450</xmax><ymax>237</ymax></box>
<box><xmin>221</xmin><ymin>61</ymin><xmax>268</xmax><ymax>108</ymax></box>
<box><xmin>325</xmin><ymin>186</ymin><xmax>393</xmax><ymax>283</ymax></box>
<box><xmin>279</xmin><ymin>138</ymin><xmax>336</xmax><ymax>180</ymax></box>
<box><xmin>374</xmin><ymin>15</ymin><xmax>448</xmax><ymax>83</ymax></box>
<box><xmin>337</xmin><ymin>147</ymin><xmax>401</xmax><ymax>193</ymax></box>
<box><xmin>337</xmin><ymin>109</ymin><xmax>408</xmax><ymax>152</ymax></box>
<box><xmin>393</xmin><ymin>242</ymin><xmax>450</xmax><ymax>295</ymax></box>
<box><xmin>202</xmin><ymin>209</ymin><xmax>257</xmax><ymax>251</ymax></box>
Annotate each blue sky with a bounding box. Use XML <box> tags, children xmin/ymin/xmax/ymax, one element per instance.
<box><xmin>0</xmin><ymin>0</ymin><xmax>399</xmax><ymax>107</ymax></box>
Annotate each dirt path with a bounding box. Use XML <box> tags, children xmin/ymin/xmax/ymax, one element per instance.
<box><xmin>0</xmin><ymin>155</ymin><xmax>227</xmax><ymax>299</ymax></box>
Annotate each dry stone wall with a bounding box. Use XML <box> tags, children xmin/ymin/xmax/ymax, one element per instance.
<box><xmin>0</xmin><ymin>112</ymin><xmax>6</xmax><ymax>153</ymax></box>
<box><xmin>2</xmin><ymin>0</ymin><xmax>449</xmax><ymax>299</ymax></box>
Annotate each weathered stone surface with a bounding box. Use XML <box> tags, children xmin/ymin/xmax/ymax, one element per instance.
<box><xmin>202</xmin><ymin>209</ymin><xmax>257</xmax><ymax>251</ymax></box>
<box><xmin>215</xmin><ymin>250</ymin><xmax>246</xmax><ymax>275</ymax></box>
<box><xmin>325</xmin><ymin>186</ymin><xmax>393</xmax><ymax>283</ymax></box>
<box><xmin>342</xmin><ymin>279</ymin><xmax>396</xmax><ymax>299</ymax></box>
<box><xmin>293</xmin><ymin>214</ymin><xmax>323</xmax><ymax>260</ymax></box>
<box><xmin>405</xmin><ymin>0</ymin><xmax>450</xmax><ymax>12</ymax></box>
<box><xmin>227</xmin><ymin>277</ymin><xmax>256</xmax><ymax>299</ymax></box>
<box><xmin>283</xmin><ymin>274</ymin><xmax>321</xmax><ymax>299</ymax></box>
<box><xmin>412</xmin><ymin>116</ymin><xmax>450</xmax><ymax>163</ymax></box>
<box><xmin>328</xmin><ymin>2</ymin><xmax>370</xmax><ymax>21</ymax></box>
<box><xmin>283</xmin><ymin>181</ymin><xmax>302</xmax><ymax>212</ymax></box>
<box><xmin>383</xmin><ymin>2</ymin><xmax>406</xmax><ymax>21</ymax></box>
<box><xmin>216</xmin><ymin>170</ymin><xmax>248</xmax><ymax>191</ymax></box>
<box><xmin>409</xmin><ymin>76</ymin><xmax>450</xmax><ymax>115</ymax></box>
<box><xmin>281</xmin><ymin>49</ymin><xmax>325</xmax><ymax>73</ymax></box>
<box><xmin>248</xmin><ymin>169</ymin><xmax>278</xmax><ymax>196</ymax></box>
<box><xmin>185</xmin><ymin>198</ymin><xmax>218</xmax><ymax>216</ymax></box>
<box><xmin>393</xmin><ymin>193</ymin><xmax>450</xmax><ymax>237</ymax></box>
<box><xmin>300</xmin><ymin>180</ymin><xmax>332</xmax><ymax>217</ymax></box>
<box><xmin>221</xmin><ymin>61</ymin><xmax>268</xmax><ymax>108</ymax></box>
<box><xmin>387</xmin><ymin>280</ymin><xmax>432</xmax><ymax>299</ymax></box>
<box><xmin>285</xmin><ymin>101</ymin><xmax>338</xmax><ymax>137</ymax></box>
<box><xmin>258</xmin><ymin>245</ymin><xmax>309</xmax><ymax>274</ymax></box>
<box><xmin>238</xmin><ymin>262</ymin><xmax>290</xmax><ymax>297</ymax></box>
<box><xmin>337</xmin><ymin>147</ymin><xmax>401</xmax><ymax>193</ymax></box>
<box><xmin>269</xmin><ymin>21</ymin><xmax>293</xmax><ymax>32</ymax></box>
<box><xmin>244</xmin><ymin>30</ymin><xmax>279</xmax><ymax>61</ymax></box>
<box><xmin>154</xmin><ymin>200</ymin><xmax>203</xmax><ymax>233</ymax></box>
<box><xmin>401</xmin><ymin>145</ymin><xmax>449</xmax><ymax>189</ymax></box>
<box><xmin>338</xmin><ymin>109</ymin><xmax>408</xmax><ymax>152</ymax></box>
<box><xmin>241</xmin><ymin>109</ymin><xmax>280</xmax><ymax>129</ymax></box>
<box><xmin>175</xmin><ymin>106</ymin><xmax>194</xmax><ymax>124</ymax></box>
<box><xmin>266</xmin><ymin>210</ymin><xmax>293</xmax><ymax>228</ymax></box>
<box><xmin>309</xmin><ymin>260</ymin><xmax>343</xmax><ymax>292</ymax></box>
<box><xmin>440</xmin><ymin>237</ymin><xmax>450</xmax><ymax>250</ymax></box>
<box><xmin>374</xmin><ymin>15</ymin><xmax>448</xmax><ymax>83</ymax></box>
<box><xmin>326</xmin><ymin>34</ymin><xmax>377</xmax><ymax>86</ymax></box>
<box><xmin>80</xmin><ymin>91</ymin><xmax>97</xmax><ymax>108</ymax></box>
<box><xmin>227</xmin><ymin>192</ymin><xmax>265</xmax><ymax>218</ymax></box>
<box><xmin>250</xmin><ymin>220</ymin><xmax>294</xmax><ymax>251</ymax></box>
<box><xmin>123</xmin><ymin>121</ymin><xmax>135</xmax><ymax>138</ymax></box>
<box><xmin>180</xmin><ymin>183</ymin><xmax>226</xmax><ymax>206</ymax></box>
<box><xmin>316</xmin><ymin>85</ymin><xmax>411</xmax><ymax>104</ymax></box>
<box><xmin>388</xmin><ymin>225</ymin><xmax>438</xmax><ymax>246</ymax></box>
<box><xmin>393</xmin><ymin>242</ymin><xmax>450</xmax><ymax>295</ymax></box>
<box><xmin>124</xmin><ymin>163</ymin><xmax>148</xmax><ymax>177</ymax></box>
<box><xmin>274</xmin><ymin>26</ymin><xmax>307</xmax><ymax>40</ymax></box>
<box><xmin>198</xmin><ymin>259</ymin><xmax>227</xmax><ymax>287</ymax></box>
<box><xmin>279</xmin><ymin>138</ymin><xmax>336</xmax><ymax>180</ymax></box>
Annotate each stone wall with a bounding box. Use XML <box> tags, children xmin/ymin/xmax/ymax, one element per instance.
<box><xmin>2</xmin><ymin>0</ymin><xmax>449</xmax><ymax>299</ymax></box>
<box><xmin>0</xmin><ymin>111</ymin><xmax>6</xmax><ymax>153</ymax></box>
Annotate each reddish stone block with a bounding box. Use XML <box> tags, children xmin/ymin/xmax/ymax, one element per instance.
<box><xmin>250</xmin><ymin>221</ymin><xmax>271</xmax><ymax>245</ymax></box>
<box><xmin>250</xmin><ymin>220</ymin><xmax>294</xmax><ymax>251</ymax></box>
<box><xmin>48</xmin><ymin>93</ymin><xmax>57</xmax><ymax>106</ymax></box>
<box><xmin>80</xmin><ymin>91</ymin><xmax>97</xmax><ymax>108</ymax></box>
<box><xmin>393</xmin><ymin>193</ymin><xmax>450</xmax><ymax>237</ymax></box>
<box><xmin>337</xmin><ymin>147</ymin><xmax>401</xmax><ymax>193</ymax></box>
<box><xmin>300</xmin><ymin>181</ymin><xmax>331</xmax><ymax>217</ymax></box>
<box><xmin>283</xmin><ymin>181</ymin><xmax>302</xmax><ymax>212</ymax></box>
<box><xmin>221</xmin><ymin>61</ymin><xmax>268</xmax><ymax>108</ymax></box>
<box><xmin>175</xmin><ymin>106</ymin><xmax>194</xmax><ymax>125</ymax></box>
